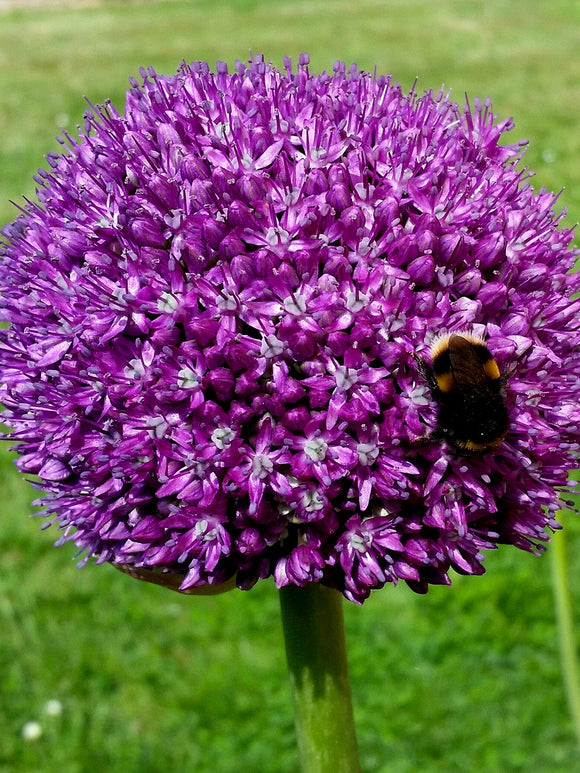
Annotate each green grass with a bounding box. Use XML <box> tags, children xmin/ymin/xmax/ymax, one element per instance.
<box><xmin>1</xmin><ymin>1</ymin><xmax>580</xmax><ymax>771</ymax></box>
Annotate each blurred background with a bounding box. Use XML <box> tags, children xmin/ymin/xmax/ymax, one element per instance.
<box><xmin>1</xmin><ymin>1</ymin><xmax>580</xmax><ymax>771</ymax></box>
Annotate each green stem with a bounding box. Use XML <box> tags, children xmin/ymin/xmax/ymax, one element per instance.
<box><xmin>279</xmin><ymin>583</ymin><xmax>361</xmax><ymax>773</ymax></box>
<box><xmin>551</xmin><ymin>515</ymin><xmax>580</xmax><ymax>746</ymax></box>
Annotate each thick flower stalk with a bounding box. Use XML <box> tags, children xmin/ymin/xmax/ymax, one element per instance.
<box><xmin>2</xmin><ymin>55</ymin><xmax>580</xmax><ymax>603</ymax></box>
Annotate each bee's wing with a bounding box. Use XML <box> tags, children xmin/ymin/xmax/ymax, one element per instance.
<box><xmin>448</xmin><ymin>338</ymin><xmax>488</xmax><ymax>387</ymax></box>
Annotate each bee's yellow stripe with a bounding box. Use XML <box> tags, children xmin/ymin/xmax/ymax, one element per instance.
<box><xmin>458</xmin><ymin>432</ymin><xmax>507</xmax><ymax>452</ymax></box>
<box><xmin>435</xmin><ymin>372</ymin><xmax>455</xmax><ymax>393</ymax></box>
<box><xmin>483</xmin><ymin>359</ymin><xmax>500</xmax><ymax>381</ymax></box>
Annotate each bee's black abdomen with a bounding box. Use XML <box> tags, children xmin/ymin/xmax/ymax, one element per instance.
<box><xmin>436</xmin><ymin>381</ymin><xmax>509</xmax><ymax>452</ymax></box>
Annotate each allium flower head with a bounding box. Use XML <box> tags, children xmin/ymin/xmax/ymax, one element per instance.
<box><xmin>2</xmin><ymin>55</ymin><xmax>580</xmax><ymax>603</ymax></box>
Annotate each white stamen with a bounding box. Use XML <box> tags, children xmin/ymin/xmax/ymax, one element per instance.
<box><xmin>158</xmin><ymin>292</ymin><xmax>179</xmax><ymax>313</ymax></box>
<box><xmin>124</xmin><ymin>358</ymin><xmax>146</xmax><ymax>379</ymax></box>
<box><xmin>357</xmin><ymin>442</ymin><xmax>379</xmax><ymax>466</ymax></box>
<box><xmin>284</xmin><ymin>294</ymin><xmax>307</xmax><ymax>315</ymax></box>
<box><xmin>261</xmin><ymin>334</ymin><xmax>284</xmax><ymax>358</ymax></box>
<box><xmin>350</xmin><ymin>533</ymin><xmax>370</xmax><ymax>553</ymax></box>
<box><xmin>302</xmin><ymin>490</ymin><xmax>324</xmax><ymax>512</ymax></box>
<box><xmin>304</xmin><ymin>438</ymin><xmax>328</xmax><ymax>462</ymax></box>
<box><xmin>211</xmin><ymin>427</ymin><xmax>235</xmax><ymax>449</ymax></box>
<box><xmin>177</xmin><ymin>367</ymin><xmax>199</xmax><ymax>389</ymax></box>
<box><xmin>252</xmin><ymin>454</ymin><xmax>273</xmax><ymax>478</ymax></box>
<box><xmin>334</xmin><ymin>366</ymin><xmax>358</xmax><ymax>390</ymax></box>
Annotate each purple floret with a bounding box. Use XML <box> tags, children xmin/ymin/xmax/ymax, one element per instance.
<box><xmin>1</xmin><ymin>55</ymin><xmax>580</xmax><ymax>602</ymax></box>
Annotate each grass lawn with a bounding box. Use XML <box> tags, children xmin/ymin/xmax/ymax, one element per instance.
<box><xmin>1</xmin><ymin>1</ymin><xmax>580</xmax><ymax>771</ymax></box>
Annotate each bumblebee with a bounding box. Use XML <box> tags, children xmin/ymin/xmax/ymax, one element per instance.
<box><xmin>422</xmin><ymin>333</ymin><xmax>509</xmax><ymax>454</ymax></box>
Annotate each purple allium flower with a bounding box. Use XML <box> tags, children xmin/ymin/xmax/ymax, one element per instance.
<box><xmin>2</xmin><ymin>55</ymin><xmax>580</xmax><ymax>603</ymax></box>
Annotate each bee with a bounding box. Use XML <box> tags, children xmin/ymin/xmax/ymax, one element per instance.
<box><xmin>420</xmin><ymin>333</ymin><xmax>509</xmax><ymax>454</ymax></box>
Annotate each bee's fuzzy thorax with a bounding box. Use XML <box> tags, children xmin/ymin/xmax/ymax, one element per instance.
<box><xmin>428</xmin><ymin>331</ymin><xmax>487</xmax><ymax>362</ymax></box>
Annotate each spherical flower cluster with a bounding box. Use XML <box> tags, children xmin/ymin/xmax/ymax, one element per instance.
<box><xmin>2</xmin><ymin>55</ymin><xmax>580</xmax><ymax>603</ymax></box>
